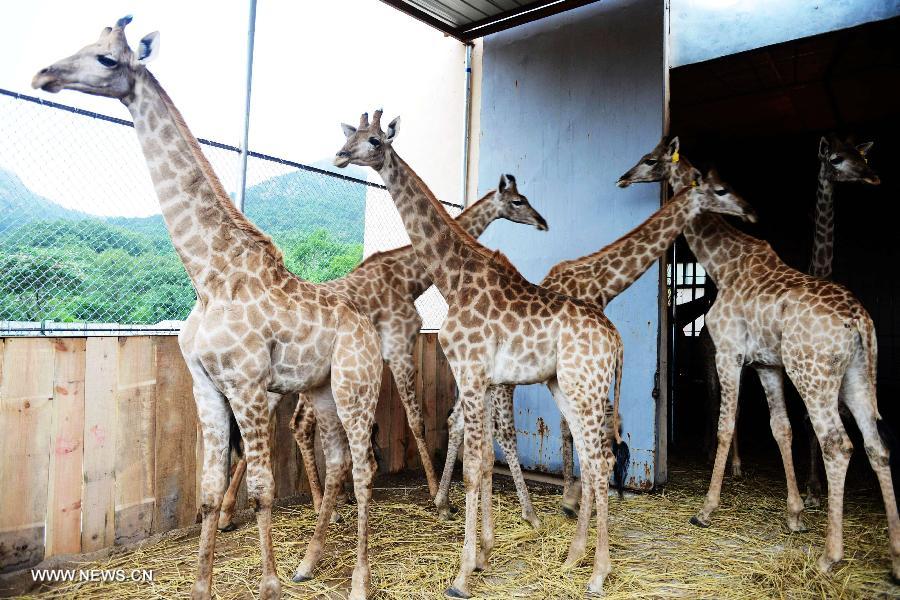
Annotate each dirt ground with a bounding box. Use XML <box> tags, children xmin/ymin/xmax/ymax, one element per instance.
<box><xmin>4</xmin><ymin>458</ymin><xmax>898</xmax><ymax>599</ymax></box>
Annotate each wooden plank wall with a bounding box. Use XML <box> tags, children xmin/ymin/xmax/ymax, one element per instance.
<box><xmin>0</xmin><ymin>333</ymin><xmax>454</xmax><ymax>573</ymax></box>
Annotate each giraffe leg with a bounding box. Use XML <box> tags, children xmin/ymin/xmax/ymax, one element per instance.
<box><xmin>446</xmin><ymin>372</ymin><xmax>489</xmax><ymax>599</ymax></box>
<box><xmin>693</xmin><ymin>351</ymin><xmax>742</xmax><ymax>527</ymax></box>
<box><xmin>228</xmin><ymin>386</ymin><xmax>281</xmax><ymax>600</ymax></box>
<box><xmin>345</xmin><ymin>425</ymin><xmax>376</xmax><ymax>600</ymax></box>
<box><xmin>290</xmin><ymin>397</ymin><xmax>325</xmax><ymax>514</ymax></box>
<box><xmin>492</xmin><ymin>384</ymin><xmax>540</xmax><ymax>529</ymax></box>
<box><xmin>218</xmin><ymin>457</ymin><xmax>246</xmax><ymax>531</ymax></box>
<box><xmin>808</xmin><ymin>406</ymin><xmax>852</xmax><ymax>573</ymax></box>
<box><xmin>588</xmin><ymin>440</ymin><xmax>611</xmax><ymax>595</ymax></box>
<box><xmin>560</xmin><ymin>417</ymin><xmax>580</xmax><ymax>519</ymax></box>
<box><xmin>188</xmin><ymin>365</ymin><xmax>230</xmax><ymax>600</ymax></box>
<box><xmin>388</xmin><ymin>355</ymin><xmax>439</xmax><ymax>497</ymax></box>
<box><xmin>804</xmin><ymin>416</ymin><xmax>825</xmax><ymax>508</ymax></box>
<box><xmin>564</xmin><ymin>467</ymin><xmax>594</xmax><ymax>568</ymax></box>
<box><xmin>435</xmin><ymin>400</ymin><xmax>463</xmax><ymax>520</ymax></box>
<box><xmin>755</xmin><ymin>366</ymin><xmax>805</xmax><ymax>532</ymax></box>
<box><xmin>293</xmin><ymin>397</ymin><xmax>352</xmax><ymax>582</ymax></box>
<box><xmin>840</xmin><ymin>358</ymin><xmax>900</xmax><ymax>580</ymax></box>
<box><xmin>476</xmin><ymin>388</ymin><xmax>496</xmax><ymax>571</ymax></box>
<box><xmin>730</xmin><ymin>402</ymin><xmax>742</xmax><ymax>478</ymax></box>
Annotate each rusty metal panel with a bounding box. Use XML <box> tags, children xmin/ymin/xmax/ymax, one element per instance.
<box><xmin>477</xmin><ymin>0</ymin><xmax>665</xmax><ymax>489</ymax></box>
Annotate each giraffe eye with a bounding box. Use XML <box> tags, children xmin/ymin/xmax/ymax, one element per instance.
<box><xmin>96</xmin><ymin>55</ymin><xmax>118</xmax><ymax>68</ymax></box>
<box><xmin>714</xmin><ymin>188</ymin><xmax>728</xmax><ymax>196</ymax></box>
<box><xmin>830</xmin><ymin>156</ymin><xmax>844</xmax><ymax>166</ymax></box>
<box><xmin>368</xmin><ymin>137</ymin><xmax>382</xmax><ymax>147</ymax></box>
<box><xmin>511</xmin><ymin>199</ymin><xmax>525</xmax><ymax>206</ymax></box>
<box><xmin>643</xmin><ymin>159</ymin><xmax>657</xmax><ymax>166</ymax></box>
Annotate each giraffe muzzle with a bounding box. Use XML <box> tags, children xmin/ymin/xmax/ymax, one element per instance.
<box><xmin>32</xmin><ymin>68</ymin><xmax>63</xmax><ymax>93</ymax></box>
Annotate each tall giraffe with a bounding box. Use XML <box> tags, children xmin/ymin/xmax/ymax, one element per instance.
<box><xmin>218</xmin><ymin>176</ymin><xmax>548</xmax><ymax>529</ymax></box>
<box><xmin>336</xmin><ymin>110</ymin><xmax>623</xmax><ymax>597</ymax></box>
<box><xmin>803</xmin><ymin>134</ymin><xmax>879</xmax><ymax>507</ymax></box>
<box><xmin>434</xmin><ymin>168</ymin><xmax>757</xmax><ymax>526</ymax></box>
<box><xmin>33</xmin><ymin>20</ymin><xmax>383</xmax><ymax>600</ymax></box>
<box><xmin>618</xmin><ymin>138</ymin><xmax>899</xmax><ymax>581</ymax></box>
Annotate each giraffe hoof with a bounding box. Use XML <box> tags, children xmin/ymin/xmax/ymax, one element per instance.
<box><xmin>292</xmin><ymin>572</ymin><xmax>313</xmax><ymax>583</ymax></box>
<box><xmin>218</xmin><ymin>522</ymin><xmax>238</xmax><ymax>532</ymax></box>
<box><xmin>449</xmin><ymin>504</ymin><xmax>459</xmax><ymax>515</ymax></box>
<box><xmin>690</xmin><ymin>516</ymin><xmax>710</xmax><ymax>528</ymax></box>
<box><xmin>561</xmin><ymin>505</ymin><xmax>578</xmax><ymax>519</ymax></box>
<box><xmin>445</xmin><ymin>586</ymin><xmax>471</xmax><ymax>599</ymax></box>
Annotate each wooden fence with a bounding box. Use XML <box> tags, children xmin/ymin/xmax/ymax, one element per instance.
<box><xmin>0</xmin><ymin>333</ymin><xmax>456</xmax><ymax>573</ymax></box>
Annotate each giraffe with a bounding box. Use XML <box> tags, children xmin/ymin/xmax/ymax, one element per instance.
<box><xmin>336</xmin><ymin>109</ymin><xmax>623</xmax><ymax>597</ymax></box>
<box><xmin>618</xmin><ymin>137</ymin><xmax>900</xmax><ymax>581</ymax></box>
<box><xmin>802</xmin><ymin>134</ymin><xmax>879</xmax><ymax>508</ymax></box>
<box><xmin>434</xmin><ymin>168</ymin><xmax>757</xmax><ymax>525</ymax></box>
<box><xmin>33</xmin><ymin>19</ymin><xmax>384</xmax><ymax>600</ymax></box>
<box><xmin>217</xmin><ymin>177</ymin><xmax>548</xmax><ymax>529</ymax></box>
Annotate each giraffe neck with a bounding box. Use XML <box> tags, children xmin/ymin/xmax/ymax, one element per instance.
<box><xmin>808</xmin><ymin>160</ymin><xmax>834</xmax><ymax>278</ymax></box>
<box><xmin>668</xmin><ymin>159</ymin><xmax>755</xmax><ymax>287</ymax></box>
<box><xmin>454</xmin><ymin>191</ymin><xmax>502</xmax><ymax>239</ymax></box>
<box><xmin>121</xmin><ymin>69</ymin><xmax>284</xmax><ymax>296</ymax></box>
<box><xmin>542</xmin><ymin>188</ymin><xmax>698</xmax><ymax>306</ymax></box>
<box><xmin>377</xmin><ymin>150</ymin><xmax>513</xmax><ymax>297</ymax></box>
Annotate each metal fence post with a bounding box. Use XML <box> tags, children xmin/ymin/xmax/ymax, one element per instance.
<box><xmin>237</xmin><ymin>0</ymin><xmax>258</xmax><ymax>212</ymax></box>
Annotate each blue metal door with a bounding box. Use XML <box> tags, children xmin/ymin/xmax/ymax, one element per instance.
<box><xmin>476</xmin><ymin>0</ymin><xmax>665</xmax><ymax>489</ymax></box>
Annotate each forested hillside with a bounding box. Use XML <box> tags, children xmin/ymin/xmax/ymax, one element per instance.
<box><xmin>0</xmin><ymin>166</ymin><xmax>367</xmax><ymax>324</ymax></box>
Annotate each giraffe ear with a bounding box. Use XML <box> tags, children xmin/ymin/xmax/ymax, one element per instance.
<box><xmin>137</xmin><ymin>31</ymin><xmax>160</xmax><ymax>64</ymax></box>
<box><xmin>856</xmin><ymin>141</ymin><xmax>874</xmax><ymax>156</ymax></box>
<box><xmin>385</xmin><ymin>116</ymin><xmax>400</xmax><ymax>143</ymax></box>
<box><xmin>341</xmin><ymin>123</ymin><xmax>357</xmax><ymax>138</ymax></box>
<box><xmin>498</xmin><ymin>174</ymin><xmax>508</xmax><ymax>193</ymax></box>
<box><xmin>818</xmin><ymin>136</ymin><xmax>831</xmax><ymax>158</ymax></box>
<box><xmin>667</xmin><ymin>136</ymin><xmax>680</xmax><ymax>157</ymax></box>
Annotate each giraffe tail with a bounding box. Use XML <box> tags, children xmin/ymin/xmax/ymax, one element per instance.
<box><xmin>228</xmin><ymin>406</ymin><xmax>243</xmax><ymax>458</ymax></box>
<box><xmin>611</xmin><ymin>337</ymin><xmax>630</xmax><ymax>498</ymax></box>
<box><xmin>612</xmin><ymin>338</ymin><xmax>624</xmax><ymax>446</ymax></box>
<box><xmin>855</xmin><ymin>315</ymin><xmax>882</xmax><ymax>420</ymax></box>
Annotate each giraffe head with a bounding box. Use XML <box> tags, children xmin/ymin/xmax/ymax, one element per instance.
<box><xmin>32</xmin><ymin>16</ymin><xmax>159</xmax><ymax>99</ymax></box>
<box><xmin>490</xmin><ymin>174</ymin><xmax>548</xmax><ymax>231</ymax></box>
<box><xmin>818</xmin><ymin>136</ymin><xmax>880</xmax><ymax>185</ymax></box>
<box><xmin>690</xmin><ymin>169</ymin><xmax>758</xmax><ymax>223</ymax></box>
<box><xmin>616</xmin><ymin>136</ymin><xmax>691</xmax><ymax>188</ymax></box>
<box><xmin>334</xmin><ymin>110</ymin><xmax>398</xmax><ymax>171</ymax></box>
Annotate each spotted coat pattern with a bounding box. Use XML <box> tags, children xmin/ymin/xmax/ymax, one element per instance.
<box><xmin>217</xmin><ymin>183</ymin><xmax>548</xmax><ymax>525</ymax></box>
<box><xmin>435</xmin><ymin>177</ymin><xmax>757</xmax><ymax>526</ymax></box>
<box><xmin>33</xmin><ymin>22</ymin><xmax>384</xmax><ymax>600</ymax></box>
<box><xmin>335</xmin><ymin>110</ymin><xmax>623</xmax><ymax>597</ymax></box>
<box><xmin>619</xmin><ymin>138</ymin><xmax>899</xmax><ymax>581</ymax></box>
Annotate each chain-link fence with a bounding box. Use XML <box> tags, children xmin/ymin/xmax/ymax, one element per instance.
<box><xmin>0</xmin><ymin>89</ymin><xmax>458</xmax><ymax>335</ymax></box>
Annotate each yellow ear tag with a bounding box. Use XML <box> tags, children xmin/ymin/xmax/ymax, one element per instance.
<box><xmin>691</xmin><ymin>180</ymin><xmax>698</xmax><ymax>187</ymax></box>
<box><xmin>671</xmin><ymin>151</ymin><xmax>680</xmax><ymax>163</ymax></box>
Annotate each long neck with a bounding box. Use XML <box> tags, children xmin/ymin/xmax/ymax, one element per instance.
<box><xmin>455</xmin><ymin>191</ymin><xmax>501</xmax><ymax>239</ymax></box>
<box><xmin>808</xmin><ymin>160</ymin><xmax>834</xmax><ymax>278</ymax></box>
<box><xmin>377</xmin><ymin>150</ymin><xmax>509</xmax><ymax>297</ymax></box>
<box><xmin>122</xmin><ymin>69</ymin><xmax>285</xmax><ymax>295</ymax></box>
<box><xmin>669</xmin><ymin>159</ymin><xmax>754</xmax><ymax>287</ymax></box>
<box><xmin>542</xmin><ymin>190</ymin><xmax>697</xmax><ymax>306</ymax></box>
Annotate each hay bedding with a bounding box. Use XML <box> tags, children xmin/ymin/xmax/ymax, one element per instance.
<box><xmin>15</xmin><ymin>461</ymin><xmax>897</xmax><ymax>599</ymax></box>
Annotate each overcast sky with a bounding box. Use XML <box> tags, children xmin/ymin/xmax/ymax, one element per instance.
<box><xmin>0</xmin><ymin>1</ymin><xmax>463</xmax><ymax>216</ymax></box>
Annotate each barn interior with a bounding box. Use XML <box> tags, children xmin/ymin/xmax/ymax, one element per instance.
<box><xmin>667</xmin><ymin>16</ymin><xmax>900</xmax><ymax>483</ymax></box>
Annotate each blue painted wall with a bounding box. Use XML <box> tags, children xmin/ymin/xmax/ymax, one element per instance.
<box><xmin>476</xmin><ymin>0</ymin><xmax>665</xmax><ymax>488</ymax></box>
<box><xmin>671</xmin><ymin>0</ymin><xmax>900</xmax><ymax>67</ymax></box>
